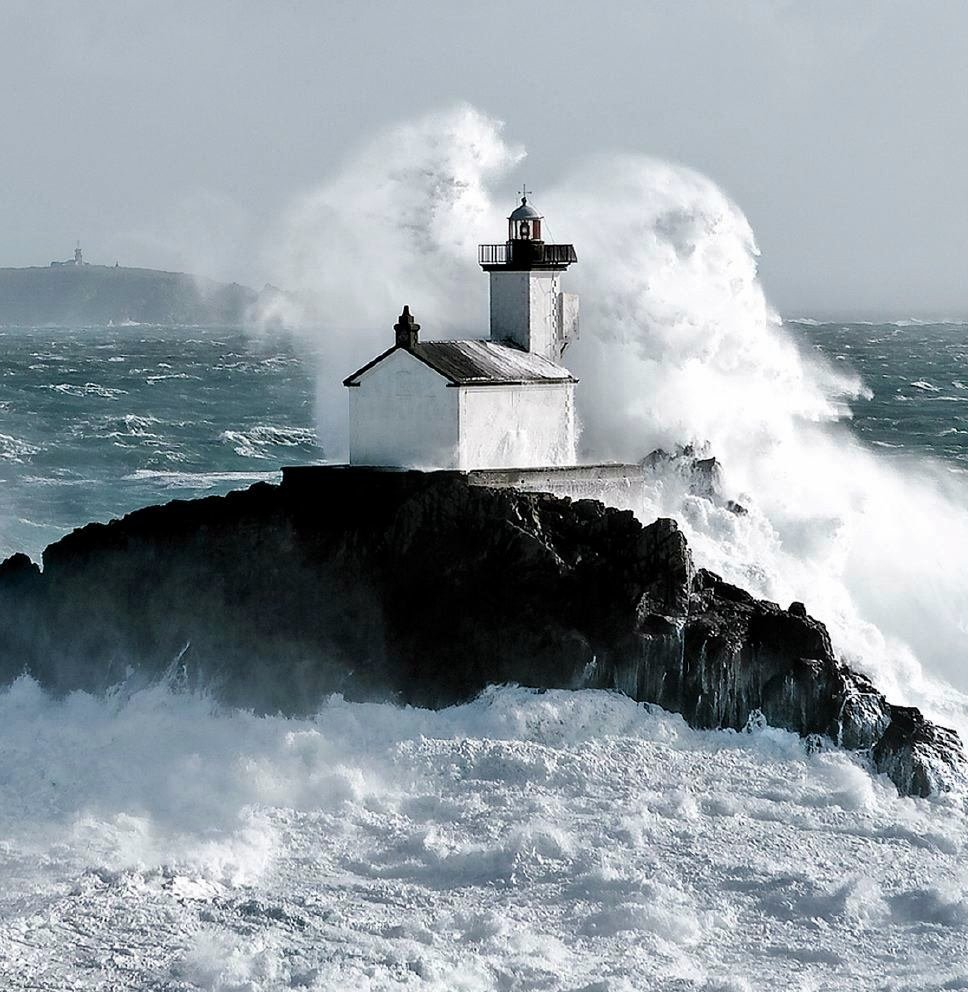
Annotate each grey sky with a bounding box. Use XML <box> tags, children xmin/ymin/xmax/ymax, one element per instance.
<box><xmin>2</xmin><ymin>0</ymin><xmax>965</xmax><ymax>318</ymax></box>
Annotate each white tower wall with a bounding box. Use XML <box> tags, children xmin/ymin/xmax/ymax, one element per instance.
<box><xmin>559</xmin><ymin>292</ymin><xmax>580</xmax><ymax>352</ymax></box>
<box><xmin>490</xmin><ymin>270</ymin><xmax>577</xmax><ymax>361</ymax></box>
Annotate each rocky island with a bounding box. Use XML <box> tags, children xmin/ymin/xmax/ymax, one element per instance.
<box><xmin>0</xmin><ymin>465</ymin><xmax>961</xmax><ymax>799</ymax></box>
<box><xmin>0</xmin><ymin>262</ymin><xmax>262</xmax><ymax>325</ymax></box>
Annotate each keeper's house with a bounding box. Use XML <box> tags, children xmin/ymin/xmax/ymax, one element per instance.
<box><xmin>343</xmin><ymin>195</ymin><xmax>580</xmax><ymax>470</ymax></box>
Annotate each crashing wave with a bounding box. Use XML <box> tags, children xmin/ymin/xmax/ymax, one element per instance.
<box><xmin>220</xmin><ymin>425</ymin><xmax>318</xmax><ymax>459</ymax></box>
<box><xmin>0</xmin><ymin>676</ymin><xmax>965</xmax><ymax>990</ymax></box>
<box><xmin>0</xmin><ymin>433</ymin><xmax>41</xmax><ymax>463</ymax></box>
<box><xmin>42</xmin><ymin>382</ymin><xmax>129</xmax><ymax>400</ymax></box>
<box><xmin>251</xmin><ymin>105</ymin><xmax>968</xmax><ymax>734</ymax></box>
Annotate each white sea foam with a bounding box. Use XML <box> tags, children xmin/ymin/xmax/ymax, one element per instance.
<box><xmin>0</xmin><ymin>678</ymin><xmax>964</xmax><ymax>990</ymax></box>
<box><xmin>121</xmin><ymin>413</ymin><xmax>162</xmax><ymax>434</ymax></box>
<box><xmin>0</xmin><ymin>433</ymin><xmax>41</xmax><ymax>463</ymax></box>
<box><xmin>121</xmin><ymin>469</ymin><xmax>283</xmax><ymax>488</ymax></box>
<box><xmin>41</xmin><ymin>382</ymin><xmax>128</xmax><ymax>400</ymax></box>
<box><xmin>220</xmin><ymin>424</ymin><xmax>318</xmax><ymax>459</ymax></box>
<box><xmin>99</xmin><ymin>413</ymin><xmax>166</xmax><ymax>443</ymax></box>
<box><xmin>254</xmin><ymin>105</ymin><xmax>968</xmax><ymax>729</ymax></box>
<box><xmin>144</xmin><ymin>372</ymin><xmax>201</xmax><ymax>384</ymax></box>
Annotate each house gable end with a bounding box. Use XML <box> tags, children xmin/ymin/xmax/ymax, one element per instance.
<box><xmin>343</xmin><ymin>345</ymin><xmax>456</xmax><ymax>387</ymax></box>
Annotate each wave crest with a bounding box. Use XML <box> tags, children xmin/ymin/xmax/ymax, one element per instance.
<box><xmin>252</xmin><ymin>105</ymin><xmax>968</xmax><ymax>722</ymax></box>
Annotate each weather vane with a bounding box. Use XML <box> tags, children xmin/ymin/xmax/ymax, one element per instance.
<box><xmin>519</xmin><ymin>184</ymin><xmax>532</xmax><ymax>202</ymax></box>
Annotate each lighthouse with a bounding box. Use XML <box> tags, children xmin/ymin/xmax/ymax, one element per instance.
<box><xmin>344</xmin><ymin>192</ymin><xmax>580</xmax><ymax>470</ymax></box>
<box><xmin>479</xmin><ymin>192</ymin><xmax>579</xmax><ymax>361</ymax></box>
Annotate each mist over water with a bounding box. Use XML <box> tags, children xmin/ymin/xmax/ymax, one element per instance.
<box><xmin>256</xmin><ymin>106</ymin><xmax>516</xmax><ymax>458</ymax></box>
<box><xmin>254</xmin><ymin>105</ymin><xmax>968</xmax><ymax>725</ymax></box>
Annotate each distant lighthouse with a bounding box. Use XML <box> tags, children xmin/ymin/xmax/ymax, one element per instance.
<box><xmin>344</xmin><ymin>190</ymin><xmax>580</xmax><ymax>470</ymax></box>
<box><xmin>49</xmin><ymin>241</ymin><xmax>87</xmax><ymax>268</ymax></box>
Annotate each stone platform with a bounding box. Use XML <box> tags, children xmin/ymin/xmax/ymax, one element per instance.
<box><xmin>281</xmin><ymin>462</ymin><xmax>646</xmax><ymax>506</ymax></box>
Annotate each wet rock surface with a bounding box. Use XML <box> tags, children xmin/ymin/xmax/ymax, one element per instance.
<box><xmin>0</xmin><ymin>466</ymin><xmax>961</xmax><ymax>797</ymax></box>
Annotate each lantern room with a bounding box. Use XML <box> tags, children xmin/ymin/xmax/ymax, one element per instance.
<box><xmin>508</xmin><ymin>197</ymin><xmax>542</xmax><ymax>241</ymax></box>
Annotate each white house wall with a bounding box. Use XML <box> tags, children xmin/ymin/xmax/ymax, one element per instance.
<box><xmin>348</xmin><ymin>349</ymin><xmax>460</xmax><ymax>468</ymax></box>
<box><xmin>458</xmin><ymin>382</ymin><xmax>576</xmax><ymax>470</ymax></box>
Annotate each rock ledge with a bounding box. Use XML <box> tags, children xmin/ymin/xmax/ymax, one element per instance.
<box><xmin>0</xmin><ymin>467</ymin><xmax>961</xmax><ymax>798</ymax></box>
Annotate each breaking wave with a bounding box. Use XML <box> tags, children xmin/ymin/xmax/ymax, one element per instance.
<box><xmin>0</xmin><ymin>676</ymin><xmax>965</xmax><ymax>990</ymax></box>
<box><xmin>219</xmin><ymin>425</ymin><xmax>318</xmax><ymax>459</ymax></box>
<box><xmin>254</xmin><ymin>105</ymin><xmax>968</xmax><ymax>730</ymax></box>
<box><xmin>122</xmin><ymin>469</ymin><xmax>283</xmax><ymax>489</ymax></box>
<box><xmin>0</xmin><ymin>433</ymin><xmax>41</xmax><ymax>463</ymax></box>
<box><xmin>41</xmin><ymin>382</ymin><xmax>129</xmax><ymax>400</ymax></box>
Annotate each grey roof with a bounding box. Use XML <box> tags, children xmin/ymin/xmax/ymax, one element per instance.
<box><xmin>509</xmin><ymin>198</ymin><xmax>542</xmax><ymax>221</ymax></box>
<box><xmin>344</xmin><ymin>339</ymin><xmax>577</xmax><ymax>387</ymax></box>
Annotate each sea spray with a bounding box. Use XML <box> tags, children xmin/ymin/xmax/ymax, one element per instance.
<box><xmin>253</xmin><ymin>104</ymin><xmax>968</xmax><ymax>731</ymax></box>
<box><xmin>255</xmin><ymin>104</ymin><xmax>519</xmax><ymax>459</ymax></box>
<box><xmin>1</xmin><ymin>676</ymin><xmax>966</xmax><ymax>990</ymax></box>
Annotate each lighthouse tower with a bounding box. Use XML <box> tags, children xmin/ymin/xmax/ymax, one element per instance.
<box><xmin>478</xmin><ymin>192</ymin><xmax>579</xmax><ymax>361</ymax></box>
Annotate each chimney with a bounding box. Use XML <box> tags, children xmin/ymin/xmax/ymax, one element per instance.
<box><xmin>394</xmin><ymin>305</ymin><xmax>420</xmax><ymax>349</ymax></box>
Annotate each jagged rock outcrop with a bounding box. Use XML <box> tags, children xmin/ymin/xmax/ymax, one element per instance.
<box><xmin>643</xmin><ymin>444</ymin><xmax>748</xmax><ymax>515</ymax></box>
<box><xmin>643</xmin><ymin>444</ymin><xmax>725</xmax><ymax>499</ymax></box>
<box><xmin>0</xmin><ymin>466</ymin><xmax>961</xmax><ymax>797</ymax></box>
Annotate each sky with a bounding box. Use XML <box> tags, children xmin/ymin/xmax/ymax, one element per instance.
<box><xmin>1</xmin><ymin>0</ymin><xmax>966</xmax><ymax>318</ymax></box>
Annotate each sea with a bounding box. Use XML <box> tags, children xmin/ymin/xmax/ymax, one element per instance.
<box><xmin>0</xmin><ymin>320</ymin><xmax>966</xmax><ymax>990</ymax></box>
<box><xmin>0</xmin><ymin>321</ymin><xmax>965</xmax><ymax>562</ymax></box>
<box><xmin>796</xmin><ymin>320</ymin><xmax>968</xmax><ymax>470</ymax></box>
<box><xmin>0</xmin><ymin>325</ymin><xmax>321</xmax><ymax>561</ymax></box>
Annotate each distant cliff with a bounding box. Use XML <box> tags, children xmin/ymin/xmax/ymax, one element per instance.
<box><xmin>0</xmin><ymin>466</ymin><xmax>962</xmax><ymax>798</ymax></box>
<box><xmin>0</xmin><ymin>264</ymin><xmax>262</xmax><ymax>325</ymax></box>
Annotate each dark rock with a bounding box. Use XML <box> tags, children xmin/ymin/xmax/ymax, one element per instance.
<box><xmin>692</xmin><ymin>568</ymin><xmax>722</xmax><ymax>592</ymax></box>
<box><xmin>643</xmin><ymin>445</ymin><xmax>725</xmax><ymax>501</ymax></box>
<box><xmin>644</xmin><ymin>447</ymin><xmax>751</xmax><ymax>520</ymax></box>
<box><xmin>0</xmin><ymin>466</ymin><xmax>961</xmax><ymax>798</ymax></box>
<box><xmin>0</xmin><ymin>552</ymin><xmax>41</xmax><ymax>584</ymax></box>
<box><xmin>789</xmin><ymin>601</ymin><xmax>807</xmax><ymax>617</ymax></box>
<box><xmin>873</xmin><ymin>706</ymin><xmax>966</xmax><ymax>798</ymax></box>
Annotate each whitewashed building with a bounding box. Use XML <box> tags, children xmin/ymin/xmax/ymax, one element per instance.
<box><xmin>344</xmin><ymin>196</ymin><xmax>580</xmax><ymax>470</ymax></box>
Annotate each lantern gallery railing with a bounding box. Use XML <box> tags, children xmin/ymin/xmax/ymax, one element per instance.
<box><xmin>478</xmin><ymin>242</ymin><xmax>578</xmax><ymax>268</ymax></box>
<box><xmin>478</xmin><ymin>244</ymin><xmax>508</xmax><ymax>265</ymax></box>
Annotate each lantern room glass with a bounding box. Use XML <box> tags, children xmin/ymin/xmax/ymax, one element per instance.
<box><xmin>508</xmin><ymin>215</ymin><xmax>542</xmax><ymax>241</ymax></box>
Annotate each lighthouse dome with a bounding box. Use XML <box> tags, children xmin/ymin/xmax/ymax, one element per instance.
<box><xmin>509</xmin><ymin>198</ymin><xmax>542</xmax><ymax>221</ymax></box>
<box><xmin>508</xmin><ymin>196</ymin><xmax>543</xmax><ymax>241</ymax></box>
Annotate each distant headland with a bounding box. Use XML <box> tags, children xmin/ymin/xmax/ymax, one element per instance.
<box><xmin>0</xmin><ymin>245</ymin><xmax>276</xmax><ymax>326</ymax></box>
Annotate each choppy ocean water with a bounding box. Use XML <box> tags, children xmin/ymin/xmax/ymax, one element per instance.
<box><xmin>0</xmin><ymin>321</ymin><xmax>964</xmax><ymax>561</ymax></box>
<box><xmin>0</xmin><ymin>326</ymin><xmax>322</xmax><ymax>559</ymax></box>
<box><xmin>792</xmin><ymin>320</ymin><xmax>968</xmax><ymax>469</ymax></box>
<box><xmin>0</xmin><ymin>320</ymin><xmax>966</xmax><ymax>990</ymax></box>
